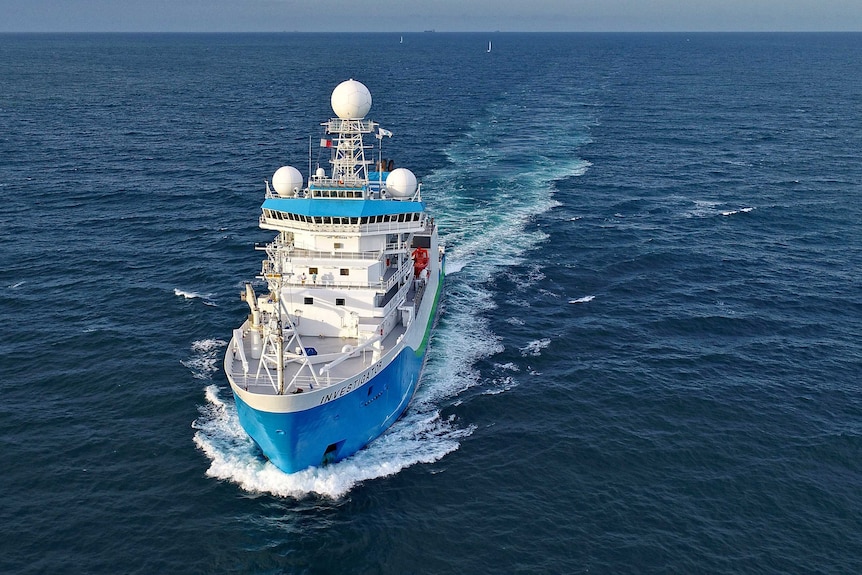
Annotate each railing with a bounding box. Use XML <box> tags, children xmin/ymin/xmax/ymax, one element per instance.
<box><xmin>323</xmin><ymin>118</ymin><xmax>376</xmax><ymax>133</ymax></box>
<box><xmin>287</xmin><ymin>247</ymin><xmax>382</xmax><ymax>261</ymax></box>
<box><xmin>382</xmin><ymin>277</ymin><xmax>412</xmax><ymax>316</ymax></box>
<box><xmin>258</xmin><ymin>254</ymin><xmax>412</xmax><ymax>292</ymax></box>
<box><xmin>261</xmin><ymin>240</ymin><xmax>412</xmax><ymax>262</ymax></box>
<box><xmin>308</xmin><ymin>179</ymin><xmax>366</xmax><ymax>192</ymax></box>
<box><xmin>231</xmin><ymin>372</ymin><xmax>326</xmax><ymax>393</ymax></box>
<box><xmin>413</xmin><ymin>279</ymin><xmax>426</xmax><ymax>306</ymax></box>
<box><xmin>260</xmin><ymin>214</ymin><xmax>426</xmax><ymax>235</ymax></box>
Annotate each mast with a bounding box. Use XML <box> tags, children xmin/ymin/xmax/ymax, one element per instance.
<box><xmin>276</xmin><ymin>275</ymin><xmax>285</xmax><ymax>395</ymax></box>
<box><xmin>324</xmin><ymin>118</ymin><xmax>375</xmax><ymax>185</ymax></box>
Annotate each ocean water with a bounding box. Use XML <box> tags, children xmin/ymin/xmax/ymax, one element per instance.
<box><xmin>1</xmin><ymin>32</ymin><xmax>861</xmax><ymax>574</ymax></box>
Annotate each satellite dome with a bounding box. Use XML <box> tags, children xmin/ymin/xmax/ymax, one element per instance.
<box><xmin>385</xmin><ymin>168</ymin><xmax>417</xmax><ymax>198</ymax></box>
<box><xmin>331</xmin><ymin>79</ymin><xmax>372</xmax><ymax>120</ymax></box>
<box><xmin>272</xmin><ymin>166</ymin><xmax>303</xmax><ymax>197</ymax></box>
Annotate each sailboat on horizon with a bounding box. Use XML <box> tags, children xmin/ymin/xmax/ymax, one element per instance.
<box><xmin>487</xmin><ymin>40</ymin><xmax>492</xmax><ymax>53</ymax></box>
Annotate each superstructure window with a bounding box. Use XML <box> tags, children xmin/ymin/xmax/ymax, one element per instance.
<box><xmin>340</xmin><ymin>269</ymin><xmax>349</xmax><ymax>276</ymax></box>
<box><xmin>335</xmin><ymin>298</ymin><xmax>345</xmax><ymax>306</ymax></box>
<box><xmin>304</xmin><ymin>297</ymin><xmax>313</xmax><ymax>305</ymax></box>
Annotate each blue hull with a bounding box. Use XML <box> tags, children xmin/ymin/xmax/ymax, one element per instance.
<box><xmin>225</xmin><ymin>79</ymin><xmax>445</xmax><ymax>475</ymax></box>
<box><xmin>233</xmin><ymin>343</ymin><xmax>426</xmax><ymax>473</ymax></box>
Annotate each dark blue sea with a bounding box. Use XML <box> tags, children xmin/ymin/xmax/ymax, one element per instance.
<box><xmin>2</xmin><ymin>32</ymin><xmax>861</xmax><ymax>574</ymax></box>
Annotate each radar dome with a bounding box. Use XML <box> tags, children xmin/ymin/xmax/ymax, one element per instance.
<box><xmin>272</xmin><ymin>166</ymin><xmax>303</xmax><ymax>197</ymax></box>
<box><xmin>385</xmin><ymin>168</ymin><xmax>418</xmax><ymax>198</ymax></box>
<box><xmin>331</xmin><ymin>79</ymin><xmax>372</xmax><ymax>120</ymax></box>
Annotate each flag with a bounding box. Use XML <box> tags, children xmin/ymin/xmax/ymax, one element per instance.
<box><xmin>320</xmin><ymin>139</ymin><xmax>333</xmax><ymax>147</ymax></box>
<box><xmin>377</xmin><ymin>128</ymin><xmax>393</xmax><ymax>138</ymax></box>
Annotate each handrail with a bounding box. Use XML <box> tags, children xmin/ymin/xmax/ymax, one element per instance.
<box><xmin>319</xmin><ymin>334</ymin><xmax>381</xmax><ymax>376</ymax></box>
<box><xmin>232</xmin><ymin>329</ymin><xmax>249</xmax><ymax>374</ymax></box>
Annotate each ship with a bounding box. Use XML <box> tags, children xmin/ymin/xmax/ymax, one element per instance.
<box><xmin>223</xmin><ymin>79</ymin><xmax>445</xmax><ymax>474</ymax></box>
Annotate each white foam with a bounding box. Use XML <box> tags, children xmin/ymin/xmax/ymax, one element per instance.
<box><xmin>8</xmin><ymin>281</ymin><xmax>25</xmax><ymax>289</ymax></box>
<box><xmin>494</xmin><ymin>362</ymin><xmax>520</xmax><ymax>372</ymax></box>
<box><xmin>508</xmin><ymin>264</ymin><xmax>546</xmax><ymax>291</ymax></box>
<box><xmin>182</xmin><ymin>339</ymin><xmax>227</xmax><ymax>380</ymax></box>
<box><xmin>175</xmin><ymin>288</ymin><xmax>203</xmax><ymax>299</ymax></box>
<box><xmin>203</xmin><ymin>383</ymin><xmax>226</xmax><ymax>409</ymax></box>
<box><xmin>444</xmin><ymin>259</ymin><xmax>467</xmax><ymax>274</ymax></box>
<box><xmin>569</xmin><ymin>295</ymin><xmax>595</xmax><ymax>304</ymax></box>
<box><xmin>481</xmin><ymin>375</ymin><xmax>518</xmax><ymax>395</ymax></box>
<box><xmin>174</xmin><ymin>287</ymin><xmax>216</xmax><ymax>306</ymax></box>
<box><xmin>193</xmin><ymin>384</ymin><xmax>473</xmax><ymax>499</ymax></box>
<box><xmin>520</xmin><ymin>337</ymin><xmax>551</xmax><ymax>357</ymax></box>
<box><xmin>722</xmin><ymin>206</ymin><xmax>755</xmax><ymax>216</ymax></box>
<box><xmin>683</xmin><ymin>199</ymin><xmax>722</xmax><ymax>219</ymax></box>
<box><xmin>192</xmin><ymin>338</ymin><xmax>226</xmax><ymax>353</ymax></box>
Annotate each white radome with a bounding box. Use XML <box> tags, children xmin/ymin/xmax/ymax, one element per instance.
<box><xmin>385</xmin><ymin>168</ymin><xmax>417</xmax><ymax>198</ymax></box>
<box><xmin>272</xmin><ymin>165</ymin><xmax>304</xmax><ymax>197</ymax></box>
<box><xmin>331</xmin><ymin>79</ymin><xmax>372</xmax><ymax>120</ymax></box>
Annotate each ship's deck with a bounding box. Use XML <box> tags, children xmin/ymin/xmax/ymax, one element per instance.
<box><xmin>227</xmin><ymin>309</ymin><xmax>410</xmax><ymax>396</ymax></box>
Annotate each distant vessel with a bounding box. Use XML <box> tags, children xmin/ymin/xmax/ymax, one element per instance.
<box><xmin>487</xmin><ymin>41</ymin><xmax>492</xmax><ymax>53</ymax></box>
<box><xmin>224</xmin><ymin>79</ymin><xmax>445</xmax><ymax>473</ymax></box>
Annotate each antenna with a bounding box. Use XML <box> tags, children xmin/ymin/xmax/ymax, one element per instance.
<box><xmin>377</xmin><ymin>130</ymin><xmax>383</xmax><ymax>187</ymax></box>
<box><xmin>375</xmin><ymin>127</ymin><xmax>393</xmax><ymax>190</ymax></box>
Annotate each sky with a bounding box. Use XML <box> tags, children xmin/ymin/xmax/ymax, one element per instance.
<box><xmin>0</xmin><ymin>0</ymin><xmax>860</xmax><ymax>33</ymax></box>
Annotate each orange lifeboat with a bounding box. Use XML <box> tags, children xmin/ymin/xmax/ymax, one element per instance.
<box><xmin>412</xmin><ymin>247</ymin><xmax>429</xmax><ymax>277</ymax></box>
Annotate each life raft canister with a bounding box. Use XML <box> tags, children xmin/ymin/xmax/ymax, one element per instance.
<box><xmin>412</xmin><ymin>247</ymin><xmax>429</xmax><ymax>277</ymax></box>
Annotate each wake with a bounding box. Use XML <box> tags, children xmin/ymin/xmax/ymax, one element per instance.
<box><xmin>192</xmin><ymin>384</ymin><xmax>472</xmax><ymax>499</ymax></box>
<box><xmin>189</xmin><ymin>88</ymin><xmax>592</xmax><ymax>497</ymax></box>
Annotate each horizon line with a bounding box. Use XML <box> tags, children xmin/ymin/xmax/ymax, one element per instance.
<box><xmin>2</xmin><ymin>29</ymin><xmax>861</xmax><ymax>34</ymax></box>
